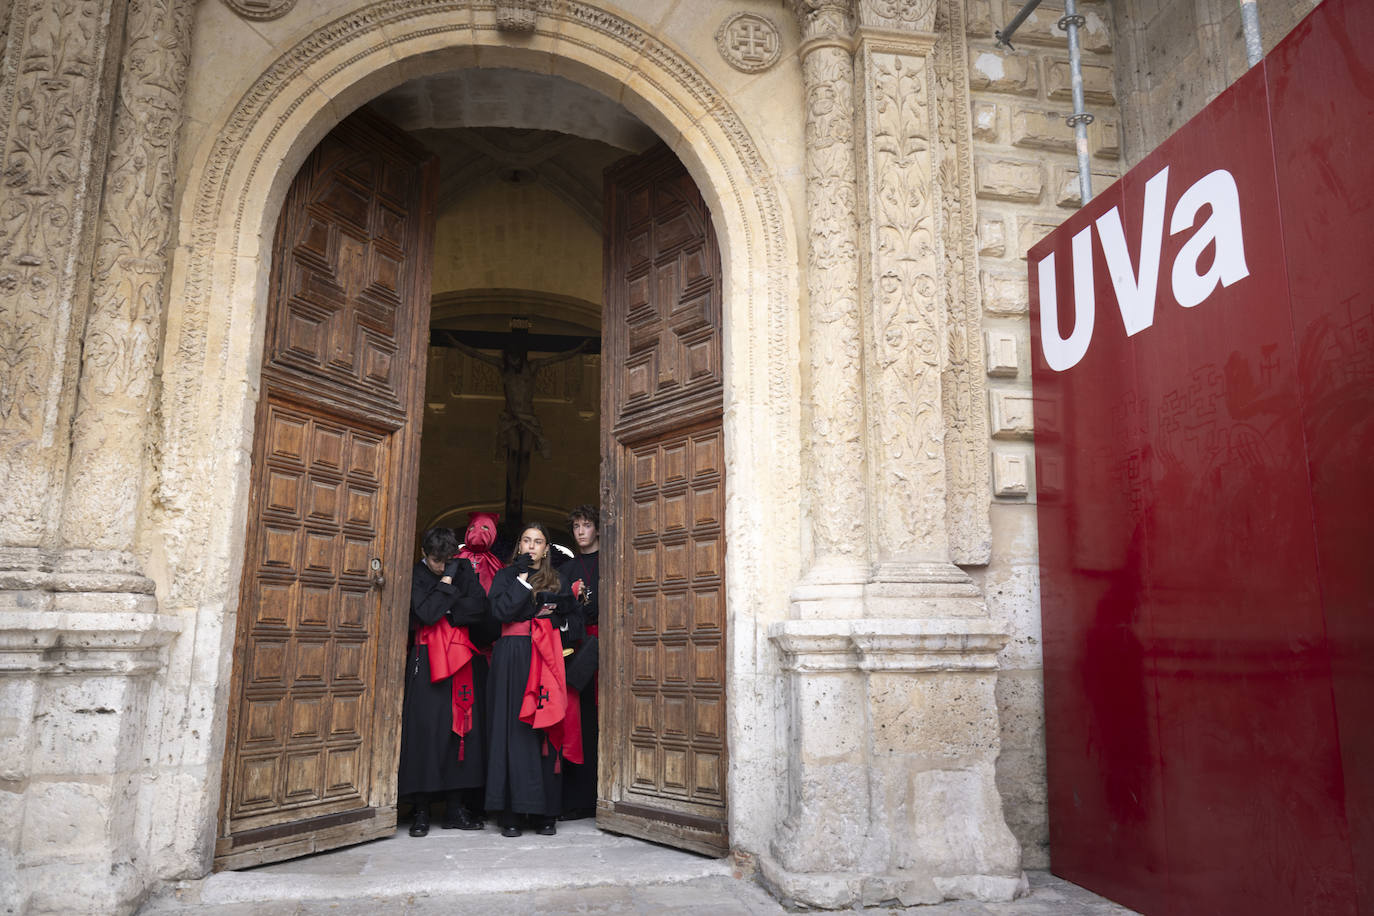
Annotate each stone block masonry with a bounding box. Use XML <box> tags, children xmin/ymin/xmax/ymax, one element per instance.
<box><xmin>965</xmin><ymin>0</ymin><xmax>1123</xmax><ymax>869</ymax></box>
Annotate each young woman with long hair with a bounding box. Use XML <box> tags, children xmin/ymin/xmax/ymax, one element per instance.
<box><xmin>483</xmin><ymin>522</ymin><xmax>580</xmax><ymax>837</ymax></box>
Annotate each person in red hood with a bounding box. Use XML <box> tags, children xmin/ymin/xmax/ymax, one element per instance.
<box><xmin>457</xmin><ymin>511</ymin><xmax>503</xmax><ymax>593</ymax></box>
<box><xmin>484</xmin><ymin>522</ymin><xmax>582</xmax><ymax>837</ymax></box>
<box><xmin>398</xmin><ymin>527</ymin><xmax>497</xmax><ymax>837</ymax></box>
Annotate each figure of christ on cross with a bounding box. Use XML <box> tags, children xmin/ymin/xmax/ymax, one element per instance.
<box><xmin>436</xmin><ymin>327</ymin><xmax>590</xmax><ymax>531</ymax></box>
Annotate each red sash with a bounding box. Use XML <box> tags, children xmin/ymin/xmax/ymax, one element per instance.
<box><xmin>518</xmin><ymin>619</ymin><xmax>583</xmax><ymax>768</ymax></box>
<box><xmin>416</xmin><ymin>618</ymin><xmax>478</xmax><ymax>760</ymax></box>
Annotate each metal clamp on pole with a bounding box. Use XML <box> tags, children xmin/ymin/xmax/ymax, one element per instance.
<box><xmin>995</xmin><ymin>0</ymin><xmax>1043</xmax><ymax>50</ymax></box>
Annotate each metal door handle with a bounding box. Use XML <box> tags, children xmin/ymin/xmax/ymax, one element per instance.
<box><xmin>370</xmin><ymin>556</ymin><xmax>385</xmax><ymax>588</ymax></box>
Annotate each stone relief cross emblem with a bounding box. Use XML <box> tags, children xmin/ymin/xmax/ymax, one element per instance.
<box><xmin>716</xmin><ymin>13</ymin><xmax>782</xmax><ymax>73</ymax></box>
<box><xmin>731</xmin><ymin>22</ymin><xmax>775</xmax><ymax>63</ymax></box>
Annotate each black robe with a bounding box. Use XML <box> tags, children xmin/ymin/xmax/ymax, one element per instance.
<box><xmin>397</xmin><ymin>559</ymin><xmax>495</xmax><ymax>799</ymax></box>
<box><xmin>483</xmin><ymin>565</ymin><xmax>580</xmax><ymax>818</ymax></box>
<box><xmin>559</xmin><ymin>551</ymin><xmax>600</xmax><ymax>814</ymax></box>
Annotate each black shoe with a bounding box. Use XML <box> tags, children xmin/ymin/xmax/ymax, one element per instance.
<box><xmin>558</xmin><ymin>807</ymin><xmax>594</xmax><ymax>821</ymax></box>
<box><xmin>535</xmin><ymin>818</ymin><xmax>557</xmax><ymax>836</ymax></box>
<box><xmin>442</xmin><ymin>805</ymin><xmax>484</xmax><ymax>831</ymax></box>
<box><xmin>409</xmin><ymin>808</ymin><xmax>430</xmax><ymax>837</ymax></box>
<box><xmin>501</xmin><ymin>824</ymin><xmax>522</xmax><ymax>838</ymax></box>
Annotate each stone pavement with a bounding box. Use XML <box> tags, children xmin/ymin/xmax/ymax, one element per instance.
<box><xmin>139</xmin><ymin>821</ymin><xmax>1139</xmax><ymax>915</ymax></box>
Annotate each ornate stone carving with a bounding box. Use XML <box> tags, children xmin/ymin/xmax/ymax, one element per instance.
<box><xmin>716</xmin><ymin>12</ymin><xmax>782</xmax><ymax>73</ymax></box>
<box><xmin>788</xmin><ymin>0</ymin><xmax>869</xmax><ymax>589</ymax></box>
<box><xmin>850</xmin><ymin>0</ymin><xmax>991</xmax><ymax>574</ymax></box>
<box><xmin>0</xmin><ymin>0</ymin><xmax>124</xmax><ymax>547</ymax></box>
<box><xmin>495</xmin><ymin>0</ymin><xmax>537</xmax><ymax>31</ymax></box>
<box><xmin>934</xmin><ymin>0</ymin><xmax>991</xmax><ymax>564</ymax></box>
<box><xmin>220</xmin><ymin>0</ymin><xmax>298</xmax><ymax>21</ymax></box>
<box><xmin>858</xmin><ymin>0</ymin><xmax>937</xmax><ymax>32</ymax></box>
<box><xmin>857</xmin><ymin>42</ymin><xmax>946</xmax><ymax>563</ymax></box>
<box><xmin>63</xmin><ymin>0</ymin><xmax>195</xmax><ymax>553</ymax></box>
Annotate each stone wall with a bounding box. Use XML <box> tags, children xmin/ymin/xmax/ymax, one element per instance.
<box><xmin>431</xmin><ymin>180</ymin><xmax>603</xmax><ymax>300</ymax></box>
<box><xmin>0</xmin><ymin>0</ymin><xmax>1162</xmax><ymax>910</ymax></box>
<box><xmin>962</xmin><ymin>0</ymin><xmax>1122</xmax><ymax>868</ymax></box>
<box><xmin>1112</xmin><ymin>0</ymin><xmax>1321</xmax><ymax>165</ymax></box>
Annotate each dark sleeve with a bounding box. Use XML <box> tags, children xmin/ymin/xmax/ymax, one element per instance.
<box><xmin>554</xmin><ymin>569</ymin><xmax>586</xmax><ymax>644</ymax></box>
<box><xmin>410</xmin><ymin>564</ymin><xmax>456</xmax><ymax>626</ymax></box>
<box><xmin>489</xmin><ymin>569</ymin><xmax>538</xmax><ymax>623</ymax></box>
<box><xmin>445</xmin><ymin>559</ymin><xmax>490</xmax><ymax>627</ymax></box>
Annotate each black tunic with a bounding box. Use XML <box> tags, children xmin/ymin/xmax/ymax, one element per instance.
<box><xmin>483</xmin><ymin>566</ymin><xmax>580</xmax><ymax>818</ymax></box>
<box><xmin>397</xmin><ymin>559</ymin><xmax>494</xmax><ymax>799</ymax></box>
<box><xmin>559</xmin><ymin>551</ymin><xmax>600</xmax><ymax>814</ymax></box>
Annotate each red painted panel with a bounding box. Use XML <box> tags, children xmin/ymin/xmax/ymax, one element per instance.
<box><xmin>1031</xmin><ymin>0</ymin><xmax>1368</xmax><ymax>911</ymax></box>
<box><xmin>1267</xmin><ymin>0</ymin><xmax>1374</xmax><ymax>910</ymax></box>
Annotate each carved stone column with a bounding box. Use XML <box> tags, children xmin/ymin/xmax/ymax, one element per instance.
<box><xmin>790</xmin><ymin>0</ymin><xmax>869</xmax><ymax>610</ymax></box>
<box><xmin>0</xmin><ymin>0</ymin><xmax>127</xmax><ymax>603</ymax></box>
<box><xmin>59</xmin><ymin>0</ymin><xmax>194</xmax><ymax>606</ymax></box>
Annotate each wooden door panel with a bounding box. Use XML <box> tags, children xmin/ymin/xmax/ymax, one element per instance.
<box><xmin>600</xmin><ymin>145</ymin><xmax>728</xmax><ymax>856</ymax></box>
<box><xmin>228</xmin><ymin>398</ymin><xmax>387</xmax><ymax>826</ymax></box>
<box><xmin>217</xmin><ymin>110</ymin><xmax>437</xmax><ymax>869</ymax></box>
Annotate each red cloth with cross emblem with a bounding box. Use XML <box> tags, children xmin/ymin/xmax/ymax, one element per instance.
<box><xmin>416</xmin><ymin>618</ymin><xmax>479</xmax><ymax>758</ymax></box>
<box><xmin>518</xmin><ymin>618</ymin><xmax>583</xmax><ymax>767</ymax></box>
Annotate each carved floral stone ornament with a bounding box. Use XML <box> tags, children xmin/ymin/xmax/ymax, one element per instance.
<box><xmin>221</xmin><ymin>0</ymin><xmax>298</xmax><ymax>21</ymax></box>
<box><xmin>496</xmin><ymin>0</ymin><xmax>539</xmax><ymax>31</ymax></box>
<box><xmin>716</xmin><ymin>12</ymin><xmax>783</xmax><ymax>73</ymax></box>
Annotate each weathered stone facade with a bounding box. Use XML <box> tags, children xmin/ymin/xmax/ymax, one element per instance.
<box><xmin>0</xmin><ymin>0</ymin><xmax>1318</xmax><ymax>912</ymax></box>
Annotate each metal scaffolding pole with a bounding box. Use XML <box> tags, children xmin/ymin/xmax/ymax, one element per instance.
<box><xmin>998</xmin><ymin>0</ymin><xmax>1095</xmax><ymax>204</ymax></box>
<box><xmin>1061</xmin><ymin>0</ymin><xmax>1094</xmax><ymax>205</ymax></box>
<box><xmin>1240</xmin><ymin>0</ymin><xmax>1263</xmax><ymax>66</ymax></box>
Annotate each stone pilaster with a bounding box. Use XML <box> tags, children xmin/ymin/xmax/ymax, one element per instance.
<box><xmin>853</xmin><ymin>0</ymin><xmax>990</xmax><ymax>610</ymax></box>
<box><xmin>0</xmin><ymin>0</ymin><xmax>127</xmax><ymax>582</ymax></box>
<box><xmin>767</xmin><ymin>1</ymin><xmax>1022</xmax><ymax>907</ymax></box>
<box><xmin>59</xmin><ymin>0</ymin><xmax>194</xmax><ymax>603</ymax></box>
<box><xmin>790</xmin><ymin>0</ymin><xmax>869</xmax><ymax>608</ymax></box>
<box><xmin>0</xmin><ymin>3</ymin><xmax>188</xmax><ymax>913</ymax></box>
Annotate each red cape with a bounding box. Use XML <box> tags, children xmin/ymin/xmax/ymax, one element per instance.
<box><xmin>416</xmin><ymin>618</ymin><xmax>479</xmax><ymax>759</ymax></box>
<box><xmin>519</xmin><ymin>618</ymin><xmax>583</xmax><ymax>767</ymax></box>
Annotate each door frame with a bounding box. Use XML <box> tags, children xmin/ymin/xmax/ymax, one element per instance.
<box><xmin>160</xmin><ymin>3</ymin><xmax>801</xmax><ymax>878</ymax></box>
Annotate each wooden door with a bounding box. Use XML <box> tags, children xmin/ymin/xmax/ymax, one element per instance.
<box><xmin>598</xmin><ymin>145</ymin><xmax>728</xmax><ymax>856</ymax></box>
<box><xmin>216</xmin><ymin>111</ymin><xmax>437</xmax><ymax>869</ymax></box>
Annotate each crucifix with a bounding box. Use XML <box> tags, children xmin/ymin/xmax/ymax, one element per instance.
<box><xmin>432</xmin><ymin>322</ymin><xmax>599</xmax><ymax>532</ymax></box>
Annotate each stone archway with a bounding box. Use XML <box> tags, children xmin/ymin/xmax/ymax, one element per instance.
<box><xmin>155</xmin><ymin>0</ymin><xmax>800</xmax><ymax>878</ymax></box>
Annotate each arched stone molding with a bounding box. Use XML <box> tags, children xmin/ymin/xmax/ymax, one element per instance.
<box><xmin>152</xmin><ymin>0</ymin><xmax>801</xmax><ymax>877</ymax></box>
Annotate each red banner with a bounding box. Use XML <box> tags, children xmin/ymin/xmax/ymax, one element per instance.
<box><xmin>1029</xmin><ymin>0</ymin><xmax>1373</xmax><ymax>911</ymax></box>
